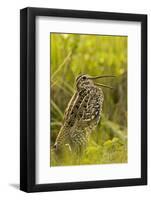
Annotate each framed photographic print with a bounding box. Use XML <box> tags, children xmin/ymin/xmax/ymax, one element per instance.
<box><xmin>20</xmin><ymin>7</ymin><xmax>147</xmax><ymax>192</ymax></box>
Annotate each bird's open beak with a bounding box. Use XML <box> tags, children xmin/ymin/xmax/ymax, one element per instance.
<box><xmin>94</xmin><ymin>83</ymin><xmax>114</xmax><ymax>89</ymax></box>
<box><xmin>88</xmin><ymin>75</ymin><xmax>115</xmax><ymax>89</ymax></box>
<box><xmin>88</xmin><ymin>75</ymin><xmax>115</xmax><ymax>79</ymax></box>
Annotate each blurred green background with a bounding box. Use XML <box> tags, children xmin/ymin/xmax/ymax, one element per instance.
<box><xmin>50</xmin><ymin>33</ymin><xmax>127</xmax><ymax>166</ymax></box>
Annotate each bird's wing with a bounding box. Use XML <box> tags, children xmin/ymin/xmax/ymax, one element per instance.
<box><xmin>76</xmin><ymin>87</ymin><xmax>104</xmax><ymax>129</ymax></box>
<box><xmin>68</xmin><ymin>88</ymin><xmax>103</xmax><ymax>148</ymax></box>
<box><xmin>63</xmin><ymin>88</ymin><xmax>88</xmax><ymax>127</ymax></box>
<box><xmin>63</xmin><ymin>92</ymin><xmax>78</xmax><ymax>123</ymax></box>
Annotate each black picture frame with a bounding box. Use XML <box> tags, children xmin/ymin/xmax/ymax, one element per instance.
<box><xmin>20</xmin><ymin>7</ymin><xmax>147</xmax><ymax>193</ymax></box>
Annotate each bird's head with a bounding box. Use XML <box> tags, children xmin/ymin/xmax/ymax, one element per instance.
<box><xmin>76</xmin><ymin>74</ymin><xmax>115</xmax><ymax>90</ymax></box>
<box><xmin>76</xmin><ymin>74</ymin><xmax>92</xmax><ymax>90</ymax></box>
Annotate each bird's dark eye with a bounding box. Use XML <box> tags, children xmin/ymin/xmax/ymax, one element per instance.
<box><xmin>83</xmin><ymin>76</ymin><xmax>86</xmax><ymax>80</ymax></box>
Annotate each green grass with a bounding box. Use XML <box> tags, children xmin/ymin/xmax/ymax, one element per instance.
<box><xmin>50</xmin><ymin>33</ymin><xmax>127</xmax><ymax>166</ymax></box>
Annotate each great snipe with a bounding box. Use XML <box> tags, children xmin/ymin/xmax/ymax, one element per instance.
<box><xmin>53</xmin><ymin>74</ymin><xmax>114</xmax><ymax>153</ymax></box>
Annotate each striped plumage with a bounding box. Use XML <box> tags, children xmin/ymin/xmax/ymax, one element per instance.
<box><xmin>53</xmin><ymin>74</ymin><xmax>113</xmax><ymax>153</ymax></box>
